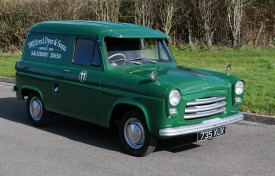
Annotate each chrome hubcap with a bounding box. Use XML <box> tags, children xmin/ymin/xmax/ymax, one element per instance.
<box><xmin>124</xmin><ymin>118</ymin><xmax>145</xmax><ymax>149</ymax></box>
<box><xmin>29</xmin><ymin>97</ymin><xmax>43</xmax><ymax>121</ymax></box>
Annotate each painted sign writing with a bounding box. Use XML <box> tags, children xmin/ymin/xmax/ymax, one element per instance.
<box><xmin>28</xmin><ymin>37</ymin><xmax>67</xmax><ymax>51</ymax></box>
<box><xmin>26</xmin><ymin>36</ymin><xmax>68</xmax><ymax>60</ymax></box>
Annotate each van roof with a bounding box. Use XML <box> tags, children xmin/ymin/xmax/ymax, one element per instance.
<box><xmin>29</xmin><ymin>20</ymin><xmax>168</xmax><ymax>39</ymax></box>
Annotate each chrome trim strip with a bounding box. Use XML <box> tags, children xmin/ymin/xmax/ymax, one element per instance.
<box><xmin>185</xmin><ymin>101</ymin><xmax>227</xmax><ymax>113</ymax></box>
<box><xmin>159</xmin><ymin>113</ymin><xmax>243</xmax><ymax>137</ymax></box>
<box><xmin>185</xmin><ymin>107</ymin><xmax>226</xmax><ymax>119</ymax></box>
<box><xmin>109</xmin><ymin>30</ymin><xmax>123</xmax><ymax>38</ymax></box>
<box><xmin>187</xmin><ymin>96</ymin><xmax>226</xmax><ymax>106</ymax></box>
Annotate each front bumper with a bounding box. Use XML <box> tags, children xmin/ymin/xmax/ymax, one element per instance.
<box><xmin>159</xmin><ymin>113</ymin><xmax>243</xmax><ymax>137</ymax></box>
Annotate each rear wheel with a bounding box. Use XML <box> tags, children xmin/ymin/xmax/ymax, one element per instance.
<box><xmin>27</xmin><ymin>92</ymin><xmax>51</xmax><ymax>126</ymax></box>
<box><xmin>119</xmin><ymin>110</ymin><xmax>157</xmax><ymax>157</ymax></box>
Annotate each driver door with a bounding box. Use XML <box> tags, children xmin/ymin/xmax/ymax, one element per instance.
<box><xmin>62</xmin><ymin>38</ymin><xmax>102</xmax><ymax>121</ymax></box>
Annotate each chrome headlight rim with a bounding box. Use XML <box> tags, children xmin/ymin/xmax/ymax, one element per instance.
<box><xmin>169</xmin><ymin>89</ymin><xmax>181</xmax><ymax>106</ymax></box>
<box><xmin>235</xmin><ymin>81</ymin><xmax>244</xmax><ymax>95</ymax></box>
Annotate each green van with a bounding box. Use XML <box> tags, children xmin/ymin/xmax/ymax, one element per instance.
<box><xmin>14</xmin><ymin>21</ymin><xmax>244</xmax><ymax>156</ymax></box>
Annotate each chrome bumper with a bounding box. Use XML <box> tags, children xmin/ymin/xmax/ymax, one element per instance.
<box><xmin>159</xmin><ymin>113</ymin><xmax>243</xmax><ymax>137</ymax></box>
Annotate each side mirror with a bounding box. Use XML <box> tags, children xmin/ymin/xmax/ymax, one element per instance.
<box><xmin>226</xmin><ymin>64</ymin><xmax>231</xmax><ymax>75</ymax></box>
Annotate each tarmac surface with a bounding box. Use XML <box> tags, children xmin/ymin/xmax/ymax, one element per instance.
<box><xmin>0</xmin><ymin>82</ymin><xmax>275</xmax><ymax>176</ymax></box>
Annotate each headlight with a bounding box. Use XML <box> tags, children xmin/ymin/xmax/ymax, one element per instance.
<box><xmin>235</xmin><ymin>81</ymin><xmax>244</xmax><ymax>95</ymax></box>
<box><xmin>169</xmin><ymin>89</ymin><xmax>181</xmax><ymax>106</ymax></box>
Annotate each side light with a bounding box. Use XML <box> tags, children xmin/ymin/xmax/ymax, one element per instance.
<box><xmin>235</xmin><ymin>97</ymin><xmax>242</xmax><ymax>103</ymax></box>
<box><xmin>169</xmin><ymin>108</ymin><xmax>178</xmax><ymax>115</ymax></box>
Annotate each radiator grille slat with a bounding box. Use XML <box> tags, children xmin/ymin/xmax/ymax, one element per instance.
<box><xmin>187</xmin><ymin>96</ymin><xmax>226</xmax><ymax>106</ymax></box>
<box><xmin>184</xmin><ymin>96</ymin><xmax>227</xmax><ymax>120</ymax></box>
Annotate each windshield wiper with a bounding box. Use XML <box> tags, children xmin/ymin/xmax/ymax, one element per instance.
<box><xmin>129</xmin><ymin>61</ymin><xmax>142</xmax><ymax>65</ymax></box>
<box><xmin>147</xmin><ymin>59</ymin><xmax>158</xmax><ymax>64</ymax></box>
<box><xmin>129</xmin><ymin>57</ymin><xmax>143</xmax><ymax>61</ymax></box>
<box><xmin>127</xmin><ymin>57</ymin><xmax>143</xmax><ymax>65</ymax></box>
<box><xmin>128</xmin><ymin>57</ymin><xmax>158</xmax><ymax>64</ymax></box>
<box><xmin>110</xmin><ymin>59</ymin><xmax>126</xmax><ymax>63</ymax></box>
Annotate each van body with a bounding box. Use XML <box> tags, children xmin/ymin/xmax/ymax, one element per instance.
<box><xmin>15</xmin><ymin>21</ymin><xmax>244</xmax><ymax>156</ymax></box>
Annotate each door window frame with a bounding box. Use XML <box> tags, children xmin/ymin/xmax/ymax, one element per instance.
<box><xmin>72</xmin><ymin>37</ymin><xmax>102</xmax><ymax>67</ymax></box>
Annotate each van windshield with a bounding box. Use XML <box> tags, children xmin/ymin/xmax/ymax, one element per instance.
<box><xmin>105</xmin><ymin>38</ymin><xmax>174</xmax><ymax>67</ymax></box>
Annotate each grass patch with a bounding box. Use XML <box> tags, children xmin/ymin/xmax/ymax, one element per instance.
<box><xmin>0</xmin><ymin>54</ymin><xmax>20</xmax><ymax>78</ymax></box>
<box><xmin>171</xmin><ymin>47</ymin><xmax>275</xmax><ymax>116</ymax></box>
<box><xmin>0</xmin><ymin>48</ymin><xmax>274</xmax><ymax>115</ymax></box>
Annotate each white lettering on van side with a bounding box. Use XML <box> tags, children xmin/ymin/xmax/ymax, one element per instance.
<box><xmin>31</xmin><ymin>51</ymin><xmax>48</xmax><ymax>57</ymax></box>
<box><xmin>28</xmin><ymin>38</ymin><xmax>44</xmax><ymax>49</ymax></box>
<box><xmin>57</xmin><ymin>40</ymin><xmax>67</xmax><ymax>51</ymax></box>
<box><xmin>28</xmin><ymin>37</ymin><xmax>67</xmax><ymax>52</ymax></box>
<box><xmin>50</xmin><ymin>53</ymin><xmax>61</xmax><ymax>59</ymax></box>
<box><xmin>39</xmin><ymin>47</ymin><xmax>48</xmax><ymax>51</ymax></box>
<box><xmin>45</xmin><ymin>37</ymin><xmax>54</xmax><ymax>46</ymax></box>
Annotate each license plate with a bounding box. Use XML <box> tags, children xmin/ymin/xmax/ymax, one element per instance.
<box><xmin>197</xmin><ymin>126</ymin><xmax>226</xmax><ymax>141</ymax></box>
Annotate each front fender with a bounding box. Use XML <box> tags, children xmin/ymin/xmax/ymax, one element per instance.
<box><xmin>110</xmin><ymin>98</ymin><xmax>152</xmax><ymax>132</ymax></box>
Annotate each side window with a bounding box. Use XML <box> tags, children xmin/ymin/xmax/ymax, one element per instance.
<box><xmin>159</xmin><ymin>44</ymin><xmax>168</xmax><ymax>60</ymax></box>
<box><xmin>73</xmin><ymin>39</ymin><xmax>101</xmax><ymax>66</ymax></box>
<box><xmin>158</xmin><ymin>41</ymin><xmax>172</xmax><ymax>61</ymax></box>
<box><xmin>92</xmin><ymin>44</ymin><xmax>101</xmax><ymax>66</ymax></box>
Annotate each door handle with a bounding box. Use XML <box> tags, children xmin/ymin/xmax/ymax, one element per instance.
<box><xmin>64</xmin><ymin>69</ymin><xmax>71</xmax><ymax>73</ymax></box>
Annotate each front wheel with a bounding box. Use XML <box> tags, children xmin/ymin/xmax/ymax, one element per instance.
<box><xmin>119</xmin><ymin>110</ymin><xmax>157</xmax><ymax>157</ymax></box>
<box><xmin>27</xmin><ymin>92</ymin><xmax>51</xmax><ymax>126</ymax></box>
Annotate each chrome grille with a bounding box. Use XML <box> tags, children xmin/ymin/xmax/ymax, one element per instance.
<box><xmin>184</xmin><ymin>96</ymin><xmax>227</xmax><ymax>120</ymax></box>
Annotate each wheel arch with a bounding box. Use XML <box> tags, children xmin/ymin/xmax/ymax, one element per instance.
<box><xmin>21</xmin><ymin>85</ymin><xmax>44</xmax><ymax>101</ymax></box>
<box><xmin>109</xmin><ymin>98</ymin><xmax>152</xmax><ymax>132</ymax></box>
